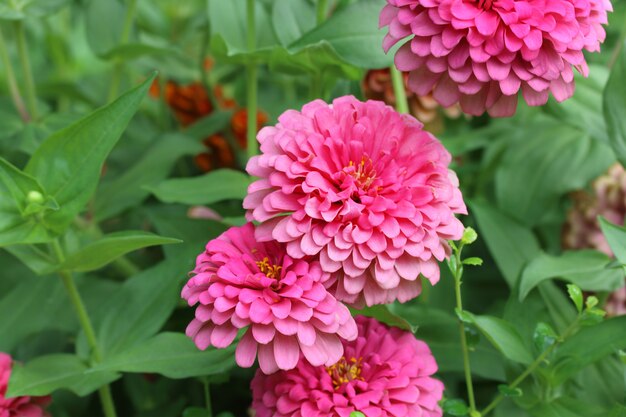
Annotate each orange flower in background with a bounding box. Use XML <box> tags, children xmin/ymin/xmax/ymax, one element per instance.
<box><xmin>194</xmin><ymin>134</ymin><xmax>236</xmax><ymax>172</ymax></box>
<box><xmin>230</xmin><ymin>109</ymin><xmax>268</xmax><ymax>149</ymax></box>
<box><xmin>363</xmin><ymin>68</ymin><xmax>461</xmax><ymax>133</ymax></box>
<box><xmin>164</xmin><ymin>81</ymin><xmax>213</xmax><ymax>127</ymax></box>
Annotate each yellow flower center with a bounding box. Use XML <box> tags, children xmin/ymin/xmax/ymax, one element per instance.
<box><xmin>347</xmin><ymin>157</ymin><xmax>376</xmax><ymax>190</ymax></box>
<box><xmin>326</xmin><ymin>357</ymin><xmax>364</xmax><ymax>389</ymax></box>
<box><xmin>255</xmin><ymin>257</ymin><xmax>282</xmax><ymax>279</ymax></box>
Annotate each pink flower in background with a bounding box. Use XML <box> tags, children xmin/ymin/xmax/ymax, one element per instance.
<box><xmin>380</xmin><ymin>0</ymin><xmax>611</xmax><ymax>117</ymax></box>
<box><xmin>251</xmin><ymin>316</ymin><xmax>444</xmax><ymax>417</ymax></box>
<box><xmin>181</xmin><ymin>223</ymin><xmax>357</xmax><ymax>374</ymax></box>
<box><xmin>1</xmin><ymin>353</ymin><xmax>50</xmax><ymax>417</ymax></box>
<box><xmin>244</xmin><ymin>96</ymin><xmax>465</xmax><ymax>307</ymax></box>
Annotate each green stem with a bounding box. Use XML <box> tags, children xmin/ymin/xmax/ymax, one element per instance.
<box><xmin>316</xmin><ymin>0</ymin><xmax>329</xmax><ymax>25</ymax></box>
<box><xmin>480</xmin><ymin>320</ymin><xmax>580</xmax><ymax>417</ymax></box>
<box><xmin>107</xmin><ymin>0</ymin><xmax>139</xmax><ymax>102</ymax></box>
<box><xmin>13</xmin><ymin>21</ymin><xmax>38</xmax><ymax>120</ymax></box>
<box><xmin>51</xmin><ymin>239</ymin><xmax>118</xmax><ymax>417</ymax></box>
<box><xmin>608</xmin><ymin>11</ymin><xmax>626</xmax><ymax>69</ymax></box>
<box><xmin>0</xmin><ymin>25</ymin><xmax>28</xmax><ymax>121</ymax></box>
<box><xmin>246</xmin><ymin>0</ymin><xmax>259</xmax><ymax>159</ymax></box>
<box><xmin>452</xmin><ymin>244</ymin><xmax>477</xmax><ymax>414</ymax></box>
<box><xmin>202</xmin><ymin>378</ymin><xmax>213</xmax><ymax>417</ymax></box>
<box><xmin>390</xmin><ymin>66</ymin><xmax>409</xmax><ymax>114</ymax></box>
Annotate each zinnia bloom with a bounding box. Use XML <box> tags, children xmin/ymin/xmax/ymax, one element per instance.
<box><xmin>563</xmin><ymin>163</ymin><xmax>626</xmax><ymax>316</ymax></box>
<box><xmin>380</xmin><ymin>0</ymin><xmax>612</xmax><ymax>117</ymax></box>
<box><xmin>251</xmin><ymin>316</ymin><xmax>444</xmax><ymax>417</ymax></box>
<box><xmin>244</xmin><ymin>96</ymin><xmax>466</xmax><ymax>307</ymax></box>
<box><xmin>0</xmin><ymin>353</ymin><xmax>50</xmax><ymax>417</ymax></box>
<box><xmin>181</xmin><ymin>223</ymin><xmax>357</xmax><ymax>374</ymax></box>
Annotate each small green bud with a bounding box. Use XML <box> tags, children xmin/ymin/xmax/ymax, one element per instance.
<box><xmin>350</xmin><ymin>412</ymin><xmax>366</xmax><ymax>417</ymax></box>
<box><xmin>566</xmin><ymin>284</ymin><xmax>583</xmax><ymax>314</ymax></box>
<box><xmin>461</xmin><ymin>227</ymin><xmax>478</xmax><ymax>245</ymax></box>
<box><xmin>585</xmin><ymin>295</ymin><xmax>599</xmax><ymax>310</ymax></box>
<box><xmin>469</xmin><ymin>411</ymin><xmax>482</xmax><ymax>417</ymax></box>
<box><xmin>26</xmin><ymin>190</ymin><xmax>45</xmax><ymax>204</ymax></box>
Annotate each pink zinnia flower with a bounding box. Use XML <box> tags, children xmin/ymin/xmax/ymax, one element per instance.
<box><xmin>380</xmin><ymin>0</ymin><xmax>612</xmax><ymax>117</ymax></box>
<box><xmin>244</xmin><ymin>96</ymin><xmax>466</xmax><ymax>306</ymax></box>
<box><xmin>1</xmin><ymin>353</ymin><xmax>50</xmax><ymax>417</ymax></box>
<box><xmin>181</xmin><ymin>223</ymin><xmax>357</xmax><ymax>374</ymax></box>
<box><xmin>251</xmin><ymin>316</ymin><xmax>444</xmax><ymax>417</ymax></box>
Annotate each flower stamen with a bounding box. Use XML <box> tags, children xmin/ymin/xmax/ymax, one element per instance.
<box><xmin>326</xmin><ymin>357</ymin><xmax>364</xmax><ymax>389</ymax></box>
<box><xmin>256</xmin><ymin>257</ymin><xmax>282</xmax><ymax>279</ymax></box>
<box><xmin>347</xmin><ymin>157</ymin><xmax>377</xmax><ymax>190</ymax></box>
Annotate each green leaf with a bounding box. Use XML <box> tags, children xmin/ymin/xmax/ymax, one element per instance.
<box><xmin>495</xmin><ymin>121</ymin><xmax>614</xmax><ymax>227</ymax></box>
<box><xmin>289</xmin><ymin>0</ymin><xmax>391</xmax><ymax>69</ymax></box>
<box><xmin>461</xmin><ymin>227</ymin><xmax>478</xmax><ymax>245</ymax></box>
<box><xmin>59</xmin><ymin>231</ymin><xmax>180</xmax><ymax>273</ymax></box>
<box><xmin>442</xmin><ymin>399</ymin><xmax>469</xmax><ymax>416</ymax></box>
<box><xmin>148</xmin><ymin>169</ymin><xmax>251</xmax><ymax>205</ymax></box>
<box><xmin>6</xmin><ymin>354</ymin><xmax>119</xmax><ymax>397</ymax></box>
<box><xmin>604</xmin><ymin>41</ymin><xmax>626</xmax><ymax>165</ymax></box>
<box><xmin>95</xmin><ymin>260</ymin><xmax>190</xmax><ymax>356</ymax></box>
<box><xmin>609</xmin><ymin>405</ymin><xmax>626</xmax><ymax>417</ymax></box>
<box><xmin>4</xmin><ymin>244</ymin><xmax>56</xmax><ymax>275</ymax></box>
<box><xmin>470</xmin><ymin>200</ymin><xmax>541</xmax><ymax>287</ymax></box>
<box><xmin>84</xmin><ymin>0</ymin><xmax>126</xmax><ymax>56</ymax></box>
<box><xmin>272</xmin><ymin>0</ymin><xmax>316</xmax><ymax>46</ymax></box>
<box><xmin>183</xmin><ymin>408</ymin><xmax>211</xmax><ymax>417</ymax></box>
<box><xmin>551</xmin><ymin>316</ymin><xmax>626</xmax><ymax>383</ymax></box>
<box><xmin>349</xmin><ymin>412</ymin><xmax>366</xmax><ymax>417</ymax></box>
<box><xmin>95</xmin><ymin>134</ymin><xmax>203</xmax><ymax>221</ymax></box>
<box><xmin>498</xmin><ymin>384</ymin><xmax>523</xmax><ymax>397</ymax></box>
<box><xmin>518</xmin><ymin>250</ymin><xmax>623</xmax><ymax>300</ymax></box>
<box><xmin>0</xmin><ymin>157</ymin><xmax>58</xmax><ymax>246</ymax></box>
<box><xmin>566</xmin><ymin>284</ymin><xmax>583</xmax><ymax>314</ymax></box>
<box><xmin>351</xmin><ymin>304</ymin><xmax>417</xmax><ymax>332</ymax></box>
<box><xmin>463</xmin><ymin>257</ymin><xmax>483</xmax><ymax>266</ymax></box>
<box><xmin>92</xmin><ymin>332</ymin><xmax>236</xmax><ymax>379</ymax></box>
<box><xmin>0</xmin><ymin>0</ymin><xmax>71</xmax><ymax>19</ymax></box>
<box><xmin>598</xmin><ymin>217</ymin><xmax>626</xmax><ymax>265</ymax></box>
<box><xmin>533</xmin><ymin>322</ymin><xmax>558</xmax><ymax>353</ymax></box>
<box><xmin>468</xmin><ymin>313</ymin><xmax>534</xmax><ymax>365</ymax></box>
<box><xmin>24</xmin><ymin>75</ymin><xmax>155</xmax><ymax>233</ymax></box>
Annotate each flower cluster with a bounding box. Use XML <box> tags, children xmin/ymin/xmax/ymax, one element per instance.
<box><xmin>1</xmin><ymin>353</ymin><xmax>50</xmax><ymax>417</ymax></box>
<box><xmin>182</xmin><ymin>96</ymin><xmax>457</xmax><ymax>415</ymax></box>
<box><xmin>251</xmin><ymin>316</ymin><xmax>444</xmax><ymax>417</ymax></box>
<box><xmin>564</xmin><ymin>163</ymin><xmax>626</xmax><ymax>316</ymax></box>
<box><xmin>381</xmin><ymin>0</ymin><xmax>611</xmax><ymax>117</ymax></box>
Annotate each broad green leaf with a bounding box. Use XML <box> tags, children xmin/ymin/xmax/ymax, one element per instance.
<box><xmin>0</xmin><ymin>158</ymin><xmax>56</xmax><ymax>246</ymax></box>
<box><xmin>95</xmin><ymin>134</ymin><xmax>204</xmax><ymax>221</ymax></box>
<box><xmin>0</xmin><ymin>0</ymin><xmax>70</xmax><ymax>19</ymax></box>
<box><xmin>95</xmin><ymin>260</ymin><xmax>190</xmax><ymax>356</ymax></box>
<box><xmin>551</xmin><ymin>316</ymin><xmax>626</xmax><ymax>383</ymax></box>
<box><xmin>351</xmin><ymin>304</ymin><xmax>417</xmax><ymax>333</ymax></box>
<box><xmin>470</xmin><ymin>200</ymin><xmax>541</xmax><ymax>287</ymax></box>
<box><xmin>272</xmin><ymin>0</ymin><xmax>316</xmax><ymax>46</ymax></box>
<box><xmin>101</xmin><ymin>43</ymin><xmax>178</xmax><ymax>61</ymax></box>
<box><xmin>467</xmin><ymin>313</ymin><xmax>534</xmax><ymax>365</ymax></box>
<box><xmin>208</xmin><ymin>0</ymin><xmax>277</xmax><ymax>55</ymax></box>
<box><xmin>519</xmin><ymin>250</ymin><xmax>624</xmax><ymax>300</ymax></box>
<box><xmin>84</xmin><ymin>0</ymin><xmax>125</xmax><ymax>56</ymax></box>
<box><xmin>6</xmin><ymin>354</ymin><xmax>119</xmax><ymax>397</ymax></box>
<box><xmin>495</xmin><ymin>121</ymin><xmax>614</xmax><ymax>226</ymax></box>
<box><xmin>92</xmin><ymin>332</ymin><xmax>236</xmax><ymax>378</ymax></box>
<box><xmin>59</xmin><ymin>231</ymin><xmax>180</xmax><ymax>273</ymax></box>
<box><xmin>599</xmin><ymin>217</ymin><xmax>626</xmax><ymax>265</ymax></box>
<box><xmin>289</xmin><ymin>0</ymin><xmax>391</xmax><ymax>68</ymax></box>
<box><xmin>183</xmin><ymin>111</ymin><xmax>233</xmax><ymax>141</ymax></box>
<box><xmin>4</xmin><ymin>244</ymin><xmax>56</xmax><ymax>275</ymax></box>
<box><xmin>604</xmin><ymin>41</ymin><xmax>626</xmax><ymax>165</ymax></box>
<box><xmin>24</xmin><ymin>75</ymin><xmax>154</xmax><ymax>233</ymax></box>
<box><xmin>529</xmin><ymin>397</ymin><xmax>610</xmax><ymax>417</ymax></box>
<box><xmin>610</xmin><ymin>405</ymin><xmax>626</xmax><ymax>417</ymax></box>
<box><xmin>148</xmin><ymin>169</ymin><xmax>251</xmax><ymax>205</ymax></box>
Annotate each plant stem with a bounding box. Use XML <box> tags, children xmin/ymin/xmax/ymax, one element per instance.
<box><xmin>390</xmin><ymin>66</ymin><xmax>409</xmax><ymax>114</ymax></box>
<box><xmin>202</xmin><ymin>378</ymin><xmax>213</xmax><ymax>417</ymax></box>
<box><xmin>107</xmin><ymin>0</ymin><xmax>138</xmax><ymax>102</ymax></box>
<box><xmin>0</xmin><ymin>25</ymin><xmax>28</xmax><ymax>121</ymax></box>
<box><xmin>452</xmin><ymin>244</ymin><xmax>477</xmax><ymax>414</ymax></box>
<box><xmin>13</xmin><ymin>21</ymin><xmax>38</xmax><ymax>120</ymax></box>
<box><xmin>246</xmin><ymin>0</ymin><xmax>258</xmax><ymax>159</ymax></box>
<box><xmin>51</xmin><ymin>239</ymin><xmax>118</xmax><ymax>417</ymax></box>
<box><xmin>608</xmin><ymin>12</ymin><xmax>626</xmax><ymax>69</ymax></box>
<box><xmin>480</xmin><ymin>319</ymin><xmax>580</xmax><ymax>417</ymax></box>
<box><xmin>317</xmin><ymin>0</ymin><xmax>329</xmax><ymax>24</ymax></box>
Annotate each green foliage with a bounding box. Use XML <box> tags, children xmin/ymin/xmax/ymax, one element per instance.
<box><xmin>604</xmin><ymin>41</ymin><xmax>626</xmax><ymax>165</ymax></box>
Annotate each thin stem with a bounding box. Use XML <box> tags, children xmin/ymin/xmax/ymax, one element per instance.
<box><xmin>51</xmin><ymin>239</ymin><xmax>118</xmax><ymax>417</ymax></box>
<box><xmin>390</xmin><ymin>66</ymin><xmax>409</xmax><ymax>114</ymax></box>
<box><xmin>107</xmin><ymin>0</ymin><xmax>139</xmax><ymax>102</ymax></box>
<box><xmin>0</xmin><ymin>25</ymin><xmax>28</xmax><ymax>121</ymax></box>
<box><xmin>203</xmin><ymin>378</ymin><xmax>213</xmax><ymax>417</ymax></box>
<box><xmin>452</xmin><ymin>245</ymin><xmax>477</xmax><ymax>413</ymax></box>
<box><xmin>13</xmin><ymin>21</ymin><xmax>38</xmax><ymax>120</ymax></box>
<box><xmin>317</xmin><ymin>0</ymin><xmax>329</xmax><ymax>25</ymax></box>
<box><xmin>246</xmin><ymin>0</ymin><xmax>259</xmax><ymax>158</ymax></box>
<box><xmin>480</xmin><ymin>319</ymin><xmax>580</xmax><ymax>417</ymax></box>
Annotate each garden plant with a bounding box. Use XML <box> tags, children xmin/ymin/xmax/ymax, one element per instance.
<box><xmin>0</xmin><ymin>0</ymin><xmax>625</xmax><ymax>416</ymax></box>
